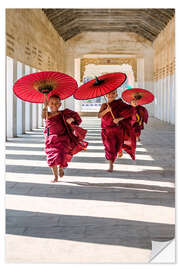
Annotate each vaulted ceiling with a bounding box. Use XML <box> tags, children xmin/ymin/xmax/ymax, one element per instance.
<box><xmin>43</xmin><ymin>8</ymin><xmax>175</xmax><ymax>42</ymax></box>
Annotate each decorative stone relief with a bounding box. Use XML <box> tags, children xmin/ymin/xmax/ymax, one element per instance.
<box><xmin>80</xmin><ymin>57</ymin><xmax>137</xmax><ymax>81</ymax></box>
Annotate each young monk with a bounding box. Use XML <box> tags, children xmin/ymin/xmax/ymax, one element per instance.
<box><xmin>42</xmin><ymin>94</ymin><xmax>88</xmax><ymax>182</ymax></box>
<box><xmin>130</xmin><ymin>100</ymin><xmax>149</xmax><ymax>142</ymax></box>
<box><xmin>98</xmin><ymin>90</ymin><xmax>137</xmax><ymax>172</ymax></box>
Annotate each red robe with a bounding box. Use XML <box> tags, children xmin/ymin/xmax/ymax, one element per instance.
<box><xmin>133</xmin><ymin>105</ymin><xmax>149</xmax><ymax>138</ymax></box>
<box><xmin>101</xmin><ymin>98</ymin><xmax>137</xmax><ymax>161</ymax></box>
<box><xmin>44</xmin><ymin>109</ymin><xmax>88</xmax><ymax>168</ymax></box>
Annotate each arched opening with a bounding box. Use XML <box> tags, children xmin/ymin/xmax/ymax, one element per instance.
<box><xmin>76</xmin><ymin>62</ymin><xmax>135</xmax><ymax>113</ymax></box>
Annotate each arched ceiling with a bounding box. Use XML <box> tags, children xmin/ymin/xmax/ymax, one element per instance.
<box><xmin>43</xmin><ymin>8</ymin><xmax>175</xmax><ymax>42</ymax></box>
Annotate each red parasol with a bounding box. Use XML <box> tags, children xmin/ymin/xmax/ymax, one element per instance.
<box><xmin>13</xmin><ymin>71</ymin><xmax>78</xmax><ymax>136</ymax></box>
<box><xmin>74</xmin><ymin>72</ymin><xmax>127</xmax><ymax>121</ymax></box>
<box><xmin>122</xmin><ymin>88</ymin><xmax>154</xmax><ymax>105</ymax></box>
<box><xmin>13</xmin><ymin>71</ymin><xmax>78</xmax><ymax>103</ymax></box>
<box><xmin>73</xmin><ymin>72</ymin><xmax>127</xmax><ymax>100</ymax></box>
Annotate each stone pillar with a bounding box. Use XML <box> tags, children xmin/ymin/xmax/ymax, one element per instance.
<box><xmin>29</xmin><ymin>67</ymin><xmax>33</xmax><ymax>131</ymax></box>
<box><xmin>156</xmin><ymin>80</ymin><xmax>160</xmax><ymax>120</ymax></box>
<box><xmin>171</xmin><ymin>73</ymin><xmax>175</xmax><ymax>124</ymax></box>
<box><xmin>137</xmin><ymin>58</ymin><xmax>144</xmax><ymax>88</ymax></box>
<box><xmin>160</xmin><ymin>79</ymin><xmax>163</xmax><ymax>121</ymax></box>
<box><xmin>36</xmin><ymin>103</ymin><xmax>39</xmax><ymax>129</ymax></box>
<box><xmin>64</xmin><ymin>53</ymin><xmax>75</xmax><ymax>110</ymax></box>
<box><xmin>34</xmin><ymin>69</ymin><xmax>43</xmax><ymax>128</ymax></box>
<box><xmin>16</xmin><ymin>61</ymin><xmax>23</xmax><ymax>135</ymax></box>
<box><xmin>22</xmin><ymin>64</ymin><xmax>26</xmax><ymax>134</ymax></box>
<box><xmin>169</xmin><ymin>74</ymin><xmax>174</xmax><ymax>124</ymax></box>
<box><xmin>25</xmin><ymin>65</ymin><xmax>31</xmax><ymax>131</ymax></box>
<box><xmin>6</xmin><ymin>56</ymin><xmax>16</xmax><ymax>138</ymax></box>
<box><xmin>166</xmin><ymin>75</ymin><xmax>170</xmax><ymax>123</ymax></box>
<box><xmin>31</xmin><ymin>68</ymin><xmax>38</xmax><ymax>129</ymax></box>
<box><xmin>12</xmin><ymin>60</ymin><xmax>18</xmax><ymax>137</ymax></box>
<box><xmin>38</xmin><ymin>104</ymin><xmax>42</xmax><ymax>128</ymax></box>
<box><xmin>74</xmin><ymin>58</ymin><xmax>81</xmax><ymax>112</ymax></box>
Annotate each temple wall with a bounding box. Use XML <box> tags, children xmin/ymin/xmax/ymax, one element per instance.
<box><xmin>6</xmin><ymin>9</ymin><xmax>66</xmax><ymax>137</ymax></box>
<box><xmin>6</xmin><ymin>9</ymin><xmax>65</xmax><ymax>72</ymax></box>
<box><xmin>153</xmin><ymin>17</ymin><xmax>175</xmax><ymax>124</ymax></box>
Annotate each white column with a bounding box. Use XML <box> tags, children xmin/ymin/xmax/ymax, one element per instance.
<box><xmin>164</xmin><ymin>77</ymin><xmax>167</xmax><ymax>122</ymax></box>
<box><xmin>155</xmin><ymin>80</ymin><xmax>158</xmax><ymax>119</ymax></box>
<box><xmin>35</xmin><ymin>69</ymin><xmax>43</xmax><ymax>128</ymax></box>
<box><xmin>169</xmin><ymin>75</ymin><xmax>173</xmax><ymax>124</ymax></box>
<box><xmin>6</xmin><ymin>57</ymin><xmax>15</xmax><ymax>138</ymax></box>
<box><xmin>162</xmin><ymin>78</ymin><xmax>165</xmax><ymax>121</ymax></box>
<box><xmin>158</xmin><ymin>80</ymin><xmax>161</xmax><ymax>120</ymax></box>
<box><xmin>163</xmin><ymin>77</ymin><xmax>166</xmax><ymax>121</ymax></box>
<box><xmin>64</xmin><ymin>53</ymin><xmax>75</xmax><ymax>110</ymax></box>
<box><xmin>38</xmin><ymin>104</ymin><xmax>42</xmax><ymax>128</ymax></box>
<box><xmin>171</xmin><ymin>74</ymin><xmax>175</xmax><ymax>124</ymax></box>
<box><xmin>160</xmin><ymin>79</ymin><xmax>164</xmax><ymax>121</ymax></box>
<box><xmin>31</xmin><ymin>68</ymin><xmax>38</xmax><ymax>129</ymax></box>
<box><xmin>29</xmin><ymin>67</ymin><xmax>33</xmax><ymax>131</ymax></box>
<box><xmin>16</xmin><ymin>61</ymin><xmax>23</xmax><ymax>135</ymax></box>
<box><xmin>166</xmin><ymin>75</ymin><xmax>170</xmax><ymax>123</ymax></box>
<box><xmin>137</xmin><ymin>58</ymin><xmax>144</xmax><ymax>88</ymax></box>
<box><xmin>154</xmin><ymin>82</ymin><xmax>158</xmax><ymax>118</ymax></box>
<box><xmin>154</xmin><ymin>80</ymin><xmax>158</xmax><ymax>119</ymax></box>
<box><xmin>64</xmin><ymin>96</ymin><xmax>74</xmax><ymax>110</ymax></box>
<box><xmin>144</xmin><ymin>81</ymin><xmax>151</xmax><ymax>116</ymax></box>
<box><xmin>22</xmin><ymin>64</ymin><xmax>26</xmax><ymax>134</ymax></box>
<box><xmin>162</xmin><ymin>78</ymin><xmax>164</xmax><ymax>121</ymax></box>
<box><xmin>25</xmin><ymin>65</ymin><xmax>31</xmax><ymax>131</ymax></box>
<box><xmin>12</xmin><ymin>60</ymin><xmax>18</xmax><ymax>137</ymax></box>
<box><xmin>74</xmin><ymin>58</ymin><xmax>81</xmax><ymax>112</ymax></box>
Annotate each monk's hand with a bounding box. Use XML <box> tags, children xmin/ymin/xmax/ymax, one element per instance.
<box><xmin>113</xmin><ymin>117</ymin><xmax>124</xmax><ymax>124</ymax></box>
<box><xmin>66</xmin><ymin>118</ymin><xmax>74</xmax><ymax>124</ymax></box>
<box><xmin>119</xmin><ymin>117</ymin><xmax>124</xmax><ymax>121</ymax></box>
<box><xmin>113</xmin><ymin>118</ymin><xmax>120</xmax><ymax>124</ymax></box>
<box><xmin>106</xmin><ymin>105</ymin><xmax>111</xmax><ymax>111</ymax></box>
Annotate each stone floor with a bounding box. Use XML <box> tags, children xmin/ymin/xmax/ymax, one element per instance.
<box><xmin>5</xmin><ymin>117</ymin><xmax>175</xmax><ymax>263</ymax></box>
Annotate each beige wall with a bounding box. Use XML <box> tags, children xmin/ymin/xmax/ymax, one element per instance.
<box><xmin>64</xmin><ymin>31</ymin><xmax>154</xmax><ymax>83</ymax></box>
<box><xmin>6</xmin><ymin>9</ymin><xmax>65</xmax><ymax>72</ymax></box>
<box><xmin>153</xmin><ymin>17</ymin><xmax>175</xmax><ymax>80</ymax></box>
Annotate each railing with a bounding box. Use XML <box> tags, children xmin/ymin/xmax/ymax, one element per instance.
<box><xmin>81</xmin><ymin>103</ymin><xmax>101</xmax><ymax>112</ymax></box>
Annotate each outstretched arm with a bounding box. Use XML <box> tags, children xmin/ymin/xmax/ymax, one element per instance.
<box><xmin>63</xmin><ymin>109</ymin><xmax>82</xmax><ymax>125</ymax></box>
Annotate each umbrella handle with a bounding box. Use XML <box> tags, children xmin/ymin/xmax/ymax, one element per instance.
<box><xmin>103</xmin><ymin>96</ymin><xmax>115</xmax><ymax>119</ymax></box>
<box><xmin>44</xmin><ymin>94</ymin><xmax>49</xmax><ymax>136</ymax></box>
<box><xmin>103</xmin><ymin>96</ymin><xmax>121</xmax><ymax>126</ymax></box>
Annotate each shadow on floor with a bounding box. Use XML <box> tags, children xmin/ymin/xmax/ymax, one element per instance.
<box><xmin>6</xmin><ymin>209</ymin><xmax>175</xmax><ymax>250</ymax></box>
<box><xmin>6</xmin><ymin>181</ymin><xmax>175</xmax><ymax>207</ymax></box>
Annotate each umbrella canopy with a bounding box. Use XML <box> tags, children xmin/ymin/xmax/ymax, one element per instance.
<box><xmin>13</xmin><ymin>71</ymin><xmax>78</xmax><ymax>103</ymax></box>
<box><xmin>122</xmin><ymin>88</ymin><xmax>154</xmax><ymax>105</ymax></box>
<box><xmin>73</xmin><ymin>72</ymin><xmax>127</xmax><ymax>100</ymax></box>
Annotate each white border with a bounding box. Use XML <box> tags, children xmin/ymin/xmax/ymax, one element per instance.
<box><xmin>1</xmin><ymin>1</ymin><xmax>179</xmax><ymax>269</ymax></box>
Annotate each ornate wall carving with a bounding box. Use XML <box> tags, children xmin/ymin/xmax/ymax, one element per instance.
<box><xmin>80</xmin><ymin>57</ymin><xmax>137</xmax><ymax>81</ymax></box>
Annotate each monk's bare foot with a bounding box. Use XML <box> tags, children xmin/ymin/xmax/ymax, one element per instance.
<box><xmin>107</xmin><ymin>161</ymin><xmax>113</xmax><ymax>172</ymax></box>
<box><xmin>51</xmin><ymin>176</ymin><xmax>58</xmax><ymax>183</ymax></box>
<box><xmin>59</xmin><ymin>167</ymin><xmax>64</xmax><ymax>178</ymax></box>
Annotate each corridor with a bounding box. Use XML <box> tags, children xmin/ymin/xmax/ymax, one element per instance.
<box><xmin>5</xmin><ymin>117</ymin><xmax>175</xmax><ymax>263</ymax></box>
